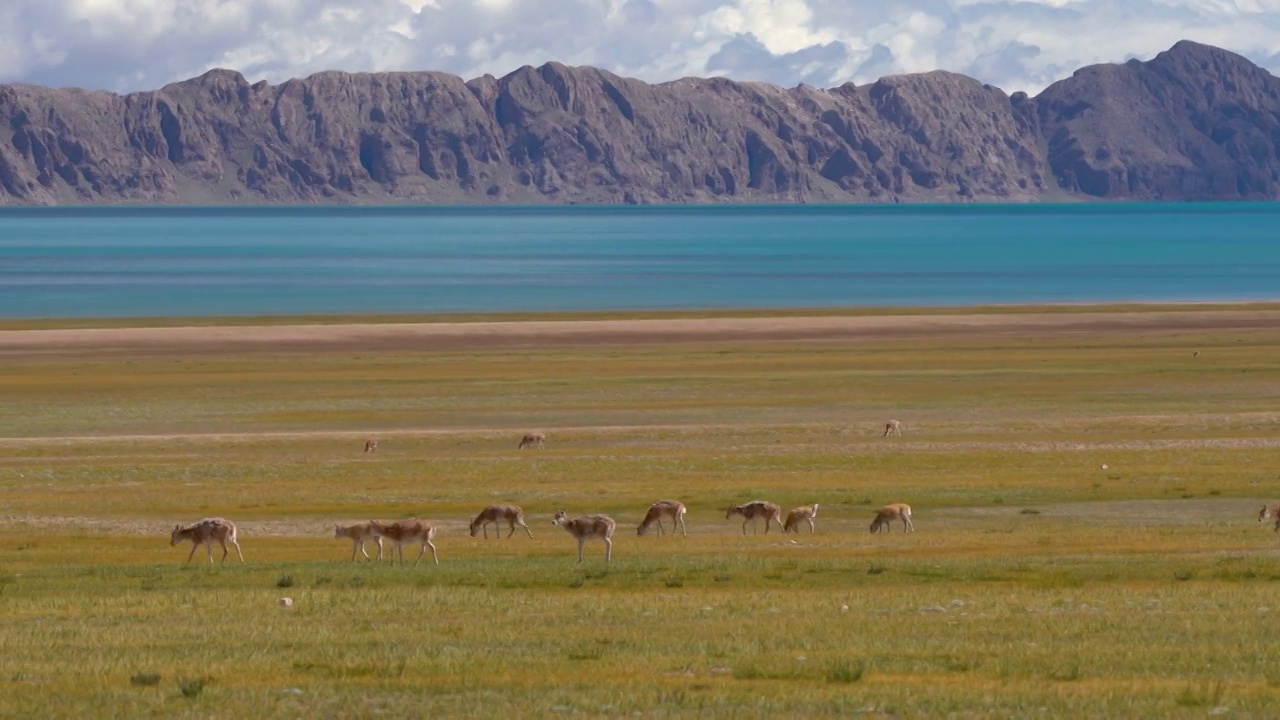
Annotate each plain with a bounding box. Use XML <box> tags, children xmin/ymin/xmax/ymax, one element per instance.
<box><xmin>2</xmin><ymin>305</ymin><xmax>1280</xmax><ymax>718</ymax></box>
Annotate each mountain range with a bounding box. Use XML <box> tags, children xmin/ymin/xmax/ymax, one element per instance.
<box><xmin>2</xmin><ymin>40</ymin><xmax>1278</xmax><ymax>205</ymax></box>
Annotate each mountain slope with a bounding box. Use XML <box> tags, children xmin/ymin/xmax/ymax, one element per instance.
<box><xmin>1035</xmin><ymin>41</ymin><xmax>1280</xmax><ymax>199</ymax></box>
<box><xmin>1</xmin><ymin>40</ymin><xmax>1276</xmax><ymax>205</ymax></box>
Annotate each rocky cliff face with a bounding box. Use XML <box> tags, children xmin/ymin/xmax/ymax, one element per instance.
<box><xmin>1</xmin><ymin>40</ymin><xmax>1276</xmax><ymax>205</ymax></box>
<box><xmin>1035</xmin><ymin>41</ymin><xmax>1280</xmax><ymax>199</ymax></box>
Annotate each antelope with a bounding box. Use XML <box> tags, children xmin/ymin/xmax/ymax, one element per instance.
<box><xmin>883</xmin><ymin>420</ymin><xmax>902</xmax><ymax>437</ymax></box>
<box><xmin>870</xmin><ymin>503</ymin><xmax>914</xmax><ymax>534</ymax></box>
<box><xmin>333</xmin><ymin>521</ymin><xmax>384</xmax><ymax>561</ymax></box>
<box><xmin>364</xmin><ymin>439</ymin><xmax>378</xmax><ymax>453</ymax></box>
<box><xmin>552</xmin><ymin>510</ymin><xmax>616</xmax><ymax>563</ymax></box>
<box><xmin>783</xmin><ymin>503</ymin><xmax>819</xmax><ymax>533</ymax></box>
<box><xmin>1259</xmin><ymin>504</ymin><xmax>1280</xmax><ymax>532</ymax></box>
<box><xmin>518</xmin><ymin>432</ymin><xmax>546</xmax><ymax>449</ymax></box>
<box><xmin>170</xmin><ymin>518</ymin><xmax>244</xmax><ymax>565</ymax></box>
<box><xmin>725</xmin><ymin>501</ymin><xmax>784</xmax><ymax>535</ymax></box>
<box><xmin>469</xmin><ymin>504</ymin><xmax>535</xmax><ymax>539</ymax></box>
<box><xmin>637</xmin><ymin>500</ymin><xmax>687</xmax><ymax>536</ymax></box>
<box><xmin>370</xmin><ymin>519</ymin><xmax>439</xmax><ymax>566</ymax></box>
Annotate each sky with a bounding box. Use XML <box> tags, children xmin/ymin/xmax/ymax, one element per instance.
<box><xmin>2</xmin><ymin>0</ymin><xmax>1278</xmax><ymax>95</ymax></box>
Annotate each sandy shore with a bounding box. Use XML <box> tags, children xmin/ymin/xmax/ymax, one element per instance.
<box><xmin>2</xmin><ymin>308</ymin><xmax>1278</xmax><ymax>353</ymax></box>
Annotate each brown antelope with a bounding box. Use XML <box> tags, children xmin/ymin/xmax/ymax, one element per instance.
<box><xmin>370</xmin><ymin>519</ymin><xmax>439</xmax><ymax>566</ymax></box>
<box><xmin>334</xmin><ymin>522</ymin><xmax>384</xmax><ymax>561</ymax></box>
<box><xmin>870</xmin><ymin>503</ymin><xmax>914</xmax><ymax>534</ymax></box>
<box><xmin>637</xmin><ymin>500</ymin><xmax>687</xmax><ymax>536</ymax></box>
<box><xmin>518</xmin><ymin>432</ymin><xmax>546</xmax><ymax>449</ymax></box>
<box><xmin>1259</xmin><ymin>504</ymin><xmax>1280</xmax><ymax>532</ymax></box>
<box><xmin>883</xmin><ymin>420</ymin><xmax>902</xmax><ymax>437</ymax></box>
<box><xmin>170</xmin><ymin>518</ymin><xmax>244</xmax><ymax>565</ymax></box>
<box><xmin>783</xmin><ymin>503</ymin><xmax>819</xmax><ymax>533</ymax></box>
<box><xmin>469</xmin><ymin>504</ymin><xmax>535</xmax><ymax>539</ymax></box>
<box><xmin>364</xmin><ymin>439</ymin><xmax>378</xmax><ymax>453</ymax></box>
<box><xmin>552</xmin><ymin>510</ymin><xmax>616</xmax><ymax>563</ymax></box>
<box><xmin>725</xmin><ymin>501</ymin><xmax>784</xmax><ymax>535</ymax></box>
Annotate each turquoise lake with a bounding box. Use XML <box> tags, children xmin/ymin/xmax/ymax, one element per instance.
<box><xmin>0</xmin><ymin>204</ymin><xmax>1276</xmax><ymax>319</ymax></box>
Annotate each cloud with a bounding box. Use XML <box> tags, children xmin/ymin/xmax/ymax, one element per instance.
<box><xmin>2</xmin><ymin>0</ymin><xmax>1279</xmax><ymax>94</ymax></box>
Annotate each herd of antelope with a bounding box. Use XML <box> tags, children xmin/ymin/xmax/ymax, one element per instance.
<box><xmin>165</xmin><ymin>427</ymin><xmax>1277</xmax><ymax>566</ymax></box>
<box><xmin>169</xmin><ymin>499</ymin><xmax>914</xmax><ymax>566</ymax></box>
<box><xmin>156</xmin><ymin>498</ymin><xmax>1280</xmax><ymax>567</ymax></box>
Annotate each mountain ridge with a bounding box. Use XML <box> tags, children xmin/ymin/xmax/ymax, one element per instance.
<box><xmin>2</xmin><ymin>40</ymin><xmax>1278</xmax><ymax>205</ymax></box>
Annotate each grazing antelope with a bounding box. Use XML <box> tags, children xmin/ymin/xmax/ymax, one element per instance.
<box><xmin>333</xmin><ymin>522</ymin><xmax>384</xmax><ymax>561</ymax></box>
<box><xmin>725</xmin><ymin>501</ymin><xmax>784</xmax><ymax>535</ymax></box>
<box><xmin>870</xmin><ymin>503</ymin><xmax>914</xmax><ymax>534</ymax></box>
<box><xmin>1259</xmin><ymin>504</ymin><xmax>1280</xmax><ymax>532</ymax></box>
<box><xmin>637</xmin><ymin>500</ymin><xmax>687</xmax><ymax>536</ymax></box>
<box><xmin>518</xmin><ymin>432</ymin><xmax>546</xmax><ymax>449</ymax></box>
<box><xmin>883</xmin><ymin>420</ymin><xmax>902</xmax><ymax>437</ymax></box>
<box><xmin>170</xmin><ymin>518</ymin><xmax>244</xmax><ymax>565</ymax></box>
<box><xmin>552</xmin><ymin>510</ymin><xmax>616</xmax><ymax>563</ymax></box>
<box><xmin>469</xmin><ymin>504</ymin><xmax>535</xmax><ymax>539</ymax></box>
<box><xmin>364</xmin><ymin>439</ymin><xmax>378</xmax><ymax>453</ymax></box>
<box><xmin>370</xmin><ymin>519</ymin><xmax>439</xmax><ymax>566</ymax></box>
<box><xmin>783</xmin><ymin>503</ymin><xmax>819</xmax><ymax>534</ymax></box>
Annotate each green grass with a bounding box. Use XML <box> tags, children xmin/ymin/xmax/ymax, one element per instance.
<box><xmin>4</xmin><ymin>547</ymin><xmax>1280</xmax><ymax>716</ymax></box>
<box><xmin>2</xmin><ymin>306</ymin><xmax>1279</xmax><ymax>717</ymax></box>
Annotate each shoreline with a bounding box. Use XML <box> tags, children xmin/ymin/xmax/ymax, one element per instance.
<box><xmin>3</xmin><ymin>303</ymin><xmax>1278</xmax><ymax>353</ymax></box>
<box><xmin>3</xmin><ymin>299</ymin><xmax>1279</xmax><ymax>331</ymax></box>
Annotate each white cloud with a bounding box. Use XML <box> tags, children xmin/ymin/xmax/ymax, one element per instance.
<box><xmin>1</xmin><ymin>0</ymin><xmax>1278</xmax><ymax>94</ymax></box>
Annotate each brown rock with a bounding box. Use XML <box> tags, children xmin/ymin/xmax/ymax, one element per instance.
<box><xmin>0</xmin><ymin>40</ymin><xmax>1276</xmax><ymax>205</ymax></box>
<box><xmin>1036</xmin><ymin>40</ymin><xmax>1280</xmax><ymax>199</ymax></box>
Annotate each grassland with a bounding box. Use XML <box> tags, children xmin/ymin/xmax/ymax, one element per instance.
<box><xmin>2</xmin><ymin>306</ymin><xmax>1280</xmax><ymax>718</ymax></box>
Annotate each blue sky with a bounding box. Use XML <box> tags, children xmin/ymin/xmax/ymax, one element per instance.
<box><xmin>2</xmin><ymin>0</ymin><xmax>1277</xmax><ymax>94</ymax></box>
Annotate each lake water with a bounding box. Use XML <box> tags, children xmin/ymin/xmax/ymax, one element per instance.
<box><xmin>0</xmin><ymin>204</ymin><xmax>1277</xmax><ymax>319</ymax></box>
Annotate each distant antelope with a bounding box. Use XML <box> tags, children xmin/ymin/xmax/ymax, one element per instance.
<box><xmin>1259</xmin><ymin>504</ymin><xmax>1280</xmax><ymax>532</ymax></box>
<box><xmin>334</xmin><ymin>522</ymin><xmax>384</xmax><ymax>561</ymax></box>
<box><xmin>371</xmin><ymin>519</ymin><xmax>439</xmax><ymax>566</ymax></box>
<box><xmin>870</xmin><ymin>503</ymin><xmax>914</xmax><ymax>534</ymax></box>
<box><xmin>783</xmin><ymin>503</ymin><xmax>819</xmax><ymax>533</ymax></box>
<box><xmin>725</xmin><ymin>500</ymin><xmax>784</xmax><ymax>535</ymax></box>
<box><xmin>552</xmin><ymin>510</ymin><xmax>616</xmax><ymax>563</ymax></box>
<box><xmin>518</xmin><ymin>433</ymin><xmax>546</xmax><ymax>449</ymax></box>
<box><xmin>637</xmin><ymin>500</ymin><xmax>687</xmax><ymax>536</ymax></box>
<box><xmin>883</xmin><ymin>420</ymin><xmax>902</xmax><ymax>437</ymax></box>
<box><xmin>170</xmin><ymin>517</ymin><xmax>244</xmax><ymax>565</ymax></box>
<box><xmin>469</xmin><ymin>504</ymin><xmax>535</xmax><ymax>539</ymax></box>
<box><xmin>364</xmin><ymin>439</ymin><xmax>378</xmax><ymax>453</ymax></box>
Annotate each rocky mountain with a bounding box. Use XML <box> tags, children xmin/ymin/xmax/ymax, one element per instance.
<box><xmin>1</xmin><ymin>40</ymin><xmax>1277</xmax><ymax>205</ymax></box>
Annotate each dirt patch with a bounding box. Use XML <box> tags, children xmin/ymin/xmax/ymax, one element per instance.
<box><xmin>953</xmin><ymin>498</ymin><xmax>1272</xmax><ymax>526</ymax></box>
<box><xmin>2</xmin><ymin>309</ymin><xmax>1278</xmax><ymax>355</ymax></box>
<box><xmin>5</xmin><ymin>501</ymin><xmax>1271</xmax><ymax>537</ymax></box>
<box><xmin>2</xmin><ymin>426</ymin><xmax>1278</xmax><ymax>451</ymax></box>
